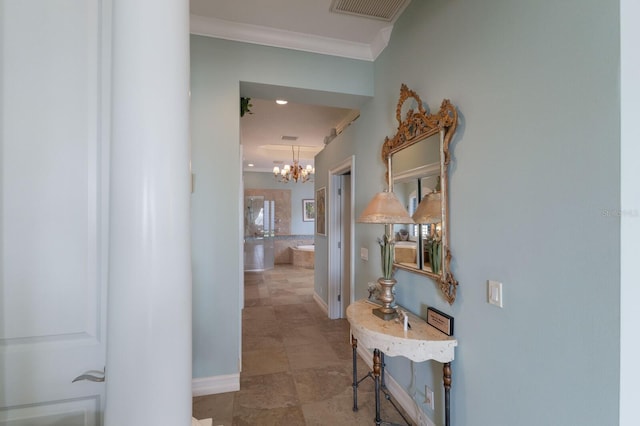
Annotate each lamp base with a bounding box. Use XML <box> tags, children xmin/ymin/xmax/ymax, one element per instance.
<box><xmin>372</xmin><ymin>307</ymin><xmax>398</xmax><ymax>321</ymax></box>
<box><xmin>373</xmin><ymin>277</ymin><xmax>398</xmax><ymax>321</ymax></box>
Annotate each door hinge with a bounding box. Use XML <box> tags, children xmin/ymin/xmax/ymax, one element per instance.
<box><xmin>338</xmin><ymin>295</ymin><xmax>341</xmax><ymax>302</ymax></box>
<box><xmin>338</xmin><ymin>188</ymin><xmax>342</xmax><ymax>196</ymax></box>
<box><xmin>338</xmin><ymin>241</ymin><xmax>341</xmax><ymax>248</ymax></box>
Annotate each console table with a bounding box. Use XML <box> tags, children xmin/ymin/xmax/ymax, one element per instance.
<box><xmin>347</xmin><ymin>299</ymin><xmax>457</xmax><ymax>426</ymax></box>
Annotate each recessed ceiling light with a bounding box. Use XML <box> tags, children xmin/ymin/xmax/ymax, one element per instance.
<box><xmin>248</xmin><ymin>163</ymin><xmax>254</xmax><ymax>167</ymax></box>
<box><xmin>276</xmin><ymin>99</ymin><xmax>288</xmax><ymax>105</ymax></box>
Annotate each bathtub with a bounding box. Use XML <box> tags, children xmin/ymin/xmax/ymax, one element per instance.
<box><xmin>292</xmin><ymin>245</ymin><xmax>315</xmax><ymax>268</ymax></box>
<box><xmin>394</xmin><ymin>241</ymin><xmax>417</xmax><ymax>265</ymax></box>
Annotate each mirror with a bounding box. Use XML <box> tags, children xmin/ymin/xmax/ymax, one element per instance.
<box><xmin>382</xmin><ymin>84</ymin><xmax>459</xmax><ymax>304</ymax></box>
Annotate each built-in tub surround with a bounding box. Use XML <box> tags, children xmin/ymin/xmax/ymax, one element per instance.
<box><xmin>273</xmin><ymin>235</ymin><xmax>314</xmax><ymax>264</ymax></box>
<box><xmin>245</xmin><ymin>235</ymin><xmax>313</xmax><ymax>266</ymax></box>
<box><xmin>292</xmin><ymin>245</ymin><xmax>315</xmax><ymax>269</ymax></box>
<box><xmin>243</xmin><ymin>188</ymin><xmax>314</xmax><ymax>268</ymax></box>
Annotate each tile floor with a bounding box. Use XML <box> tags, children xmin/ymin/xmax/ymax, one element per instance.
<box><xmin>192</xmin><ymin>264</ymin><xmax>411</xmax><ymax>425</ymax></box>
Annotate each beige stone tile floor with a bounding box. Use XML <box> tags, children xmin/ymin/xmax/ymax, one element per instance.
<box><xmin>192</xmin><ymin>264</ymin><xmax>412</xmax><ymax>425</ymax></box>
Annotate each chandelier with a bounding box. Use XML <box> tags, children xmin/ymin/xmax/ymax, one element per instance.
<box><xmin>273</xmin><ymin>146</ymin><xmax>315</xmax><ymax>183</ymax></box>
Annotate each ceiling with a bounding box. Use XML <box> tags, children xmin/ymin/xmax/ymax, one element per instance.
<box><xmin>189</xmin><ymin>0</ymin><xmax>411</xmax><ymax>174</ymax></box>
<box><xmin>239</xmin><ymin>97</ymin><xmax>360</xmax><ymax>173</ymax></box>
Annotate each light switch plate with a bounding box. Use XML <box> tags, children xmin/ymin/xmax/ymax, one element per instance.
<box><xmin>488</xmin><ymin>280</ymin><xmax>503</xmax><ymax>307</ymax></box>
<box><xmin>360</xmin><ymin>247</ymin><xmax>368</xmax><ymax>261</ymax></box>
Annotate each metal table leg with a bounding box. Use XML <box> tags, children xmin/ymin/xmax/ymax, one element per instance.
<box><xmin>373</xmin><ymin>349</ymin><xmax>382</xmax><ymax>425</ymax></box>
<box><xmin>351</xmin><ymin>342</ymin><xmax>412</xmax><ymax>425</ymax></box>
<box><xmin>352</xmin><ymin>335</ymin><xmax>359</xmax><ymax>412</ymax></box>
<box><xmin>444</xmin><ymin>362</ymin><xmax>452</xmax><ymax>426</ymax></box>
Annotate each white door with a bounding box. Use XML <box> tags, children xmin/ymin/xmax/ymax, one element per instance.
<box><xmin>1</xmin><ymin>1</ymin><xmax>110</xmax><ymax>424</ymax></box>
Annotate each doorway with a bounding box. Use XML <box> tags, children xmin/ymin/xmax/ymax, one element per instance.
<box><xmin>328</xmin><ymin>156</ymin><xmax>355</xmax><ymax>319</ymax></box>
<box><xmin>243</xmin><ymin>195</ymin><xmax>275</xmax><ymax>272</ymax></box>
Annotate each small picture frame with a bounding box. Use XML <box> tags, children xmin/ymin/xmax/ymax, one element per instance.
<box><xmin>302</xmin><ymin>199</ymin><xmax>315</xmax><ymax>222</ymax></box>
<box><xmin>315</xmin><ymin>187</ymin><xmax>326</xmax><ymax>236</ymax></box>
<box><xmin>426</xmin><ymin>307</ymin><xmax>454</xmax><ymax>336</ymax></box>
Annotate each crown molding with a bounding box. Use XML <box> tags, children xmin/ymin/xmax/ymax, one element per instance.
<box><xmin>190</xmin><ymin>14</ymin><xmax>392</xmax><ymax>61</ymax></box>
<box><xmin>370</xmin><ymin>26</ymin><xmax>394</xmax><ymax>59</ymax></box>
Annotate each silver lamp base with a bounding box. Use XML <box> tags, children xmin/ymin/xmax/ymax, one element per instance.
<box><xmin>372</xmin><ymin>306</ymin><xmax>398</xmax><ymax>321</ymax></box>
<box><xmin>373</xmin><ymin>278</ymin><xmax>397</xmax><ymax>321</ymax></box>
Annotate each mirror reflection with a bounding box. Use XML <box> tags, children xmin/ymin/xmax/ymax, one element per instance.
<box><xmin>382</xmin><ymin>84</ymin><xmax>458</xmax><ymax>304</ymax></box>
<box><xmin>392</xmin><ymin>132</ymin><xmax>442</xmax><ymax>274</ymax></box>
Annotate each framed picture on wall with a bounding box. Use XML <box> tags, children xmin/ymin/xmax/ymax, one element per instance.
<box><xmin>315</xmin><ymin>187</ymin><xmax>326</xmax><ymax>236</ymax></box>
<box><xmin>302</xmin><ymin>199</ymin><xmax>315</xmax><ymax>222</ymax></box>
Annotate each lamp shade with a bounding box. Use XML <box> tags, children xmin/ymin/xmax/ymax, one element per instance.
<box><xmin>357</xmin><ymin>191</ymin><xmax>415</xmax><ymax>224</ymax></box>
<box><xmin>412</xmin><ymin>191</ymin><xmax>442</xmax><ymax>224</ymax></box>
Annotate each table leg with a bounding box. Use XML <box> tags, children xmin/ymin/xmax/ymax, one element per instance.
<box><xmin>352</xmin><ymin>335</ymin><xmax>358</xmax><ymax>412</ymax></box>
<box><xmin>380</xmin><ymin>351</ymin><xmax>386</xmax><ymax>389</ymax></box>
<box><xmin>378</xmin><ymin>351</ymin><xmax>412</xmax><ymax>426</ymax></box>
<box><xmin>373</xmin><ymin>349</ymin><xmax>382</xmax><ymax>426</ymax></box>
<box><xmin>443</xmin><ymin>362</ymin><xmax>452</xmax><ymax>426</ymax></box>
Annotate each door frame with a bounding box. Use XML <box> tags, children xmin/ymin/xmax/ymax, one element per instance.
<box><xmin>327</xmin><ymin>156</ymin><xmax>355</xmax><ymax>319</ymax></box>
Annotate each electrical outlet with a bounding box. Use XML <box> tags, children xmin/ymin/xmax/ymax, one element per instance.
<box><xmin>425</xmin><ymin>386</ymin><xmax>434</xmax><ymax>410</ymax></box>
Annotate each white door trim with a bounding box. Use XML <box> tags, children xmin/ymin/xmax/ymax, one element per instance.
<box><xmin>327</xmin><ymin>156</ymin><xmax>355</xmax><ymax>319</ymax></box>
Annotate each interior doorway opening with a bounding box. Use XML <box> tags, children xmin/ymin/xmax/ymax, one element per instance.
<box><xmin>238</xmin><ymin>82</ymin><xmax>364</xmax><ymax>323</ymax></box>
<box><xmin>328</xmin><ymin>156</ymin><xmax>355</xmax><ymax>319</ymax></box>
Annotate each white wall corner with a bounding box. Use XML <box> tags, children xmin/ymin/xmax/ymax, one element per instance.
<box><xmin>356</xmin><ymin>346</ymin><xmax>436</xmax><ymax>426</ymax></box>
<box><xmin>192</xmin><ymin>374</ymin><xmax>240</xmax><ymax>397</ymax></box>
<box><xmin>313</xmin><ymin>291</ymin><xmax>329</xmax><ymax>315</ymax></box>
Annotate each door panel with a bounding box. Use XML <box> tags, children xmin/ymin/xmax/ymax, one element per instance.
<box><xmin>1</xmin><ymin>1</ymin><xmax>109</xmax><ymax>424</ymax></box>
<box><xmin>1</xmin><ymin>398</ymin><xmax>99</xmax><ymax>426</ymax></box>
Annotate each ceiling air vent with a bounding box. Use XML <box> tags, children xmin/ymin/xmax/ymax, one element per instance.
<box><xmin>281</xmin><ymin>135</ymin><xmax>299</xmax><ymax>141</ymax></box>
<box><xmin>330</xmin><ymin>0</ymin><xmax>409</xmax><ymax>22</ymax></box>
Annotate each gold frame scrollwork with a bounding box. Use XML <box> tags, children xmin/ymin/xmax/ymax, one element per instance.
<box><xmin>382</xmin><ymin>84</ymin><xmax>459</xmax><ymax>304</ymax></box>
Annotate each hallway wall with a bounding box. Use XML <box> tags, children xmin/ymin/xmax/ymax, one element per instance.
<box><xmin>317</xmin><ymin>0</ymin><xmax>620</xmax><ymax>424</ymax></box>
<box><xmin>190</xmin><ymin>35</ymin><xmax>373</xmax><ymax>381</ymax></box>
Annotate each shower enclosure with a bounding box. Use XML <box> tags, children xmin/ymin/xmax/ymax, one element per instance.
<box><xmin>244</xmin><ymin>195</ymin><xmax>275</xmax><ymax>271</ymax></box>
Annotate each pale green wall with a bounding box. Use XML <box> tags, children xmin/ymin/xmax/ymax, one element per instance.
<box><xmin>190</xmin><ymin>35</ymin><xmax>373</xmax><ymax>378</ymax></box>
<box><xmin>243</xmin><ymin>171</ymin><xmax>314</xmax><ymax>235</ymax></box>
<box><xmin>192</xmin><ymin>0</ymin><xmax>620</xmax><ymax>421</ymax></box>
<box><xmin>317</xmin><ymin>0</ymin><xmax>620</xmax><ymax>424</ymax></box>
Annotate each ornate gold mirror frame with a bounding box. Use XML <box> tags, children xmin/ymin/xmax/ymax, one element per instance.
<box><xmin>382</xmin><ymin>84</ymin><xmax>459</xmax><ymax>304</ymax></box>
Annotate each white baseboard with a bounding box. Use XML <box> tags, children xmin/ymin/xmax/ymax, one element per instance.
<box><xmin>313</xmin><ymin>291</ymin><xmax>328</xmax><ymax>315</ymax></box>
<box><xmin>356</xmin><ymin>346</ymin><xmax>435</xmax><ymax>426</ymax></box>
<box><xmin>192</xmin><ymin>374</ymin><xmax>240</xmax><ymax>397</ymax></box>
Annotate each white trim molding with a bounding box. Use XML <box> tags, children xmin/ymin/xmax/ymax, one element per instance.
<box><xmin>190</xmin><ymin>14</ymin><xmax>392</xmax><ymax>61</ymax></box>
<box><xmin>313</xmin><ymin>292</ymin><xmax>329</xmax><ymax>315</ymax></box>
<box><xmin>192</xmin><ymin>374</ymin><xmax>240</xmax><ymax>397</ymax></box>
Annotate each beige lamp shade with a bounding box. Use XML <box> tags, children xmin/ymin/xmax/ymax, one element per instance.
<box><xmin>412</xmin><ymin>191</ymin><xmax>442</xmax><ymax>224</ymax></box>
<box><xmin>357</xmin><ymin>191</ymin><xmax>415</xmax><ymax>224</ymax></box>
